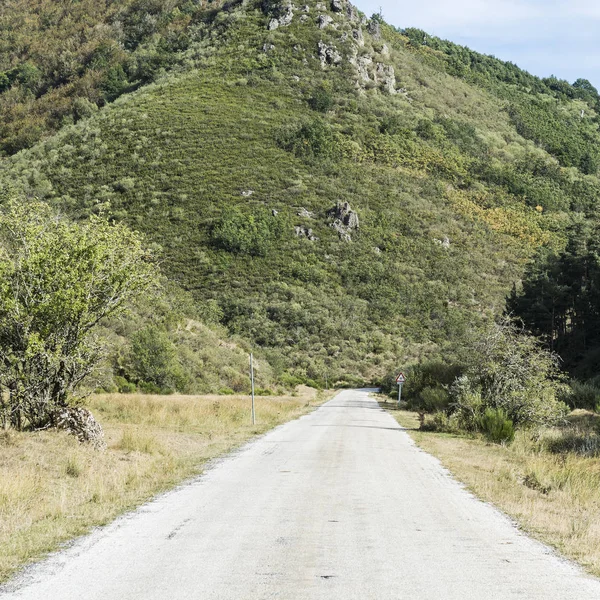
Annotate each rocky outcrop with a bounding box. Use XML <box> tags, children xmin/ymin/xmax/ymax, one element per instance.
<box><xmin>297</xmin><ymin>207</ymin><xmax>316</xmax><ymax>218</ymax></box>
<box><xmin>318</xmin><ymin>14</ymin><xmax>334</xmax><ymax>28</ymax></box>
<box><xmin>318</xmin><ymin>41</ymin><xmax>342</xmax><ymax>68</ymax></box>
<box><xmin>295</xmin><ymin>226</ymin><xmax>318</xmax><ymax>241</ymax></box>
<box><xmin>328</xmin><ymin>201</ymin><xmax>359</xmax><ymax>241</ymax></box>
<box><xmin>376</xmin><ymin>63</ymin><xmax>397</xmax><ymax>94</ymax></box>
<box><xmin>267</xmin><ymin>0</ymin><xmax>294</xmax><ymax>29</ymax></box>
<box><xmin>55</xmin><ymin>406</ymin><xmax>106</xmax><ymax>450</ymax></box>
<box><xmin>331</xmin><ymin>0</ymin><xmax>344</xmax><ymax>12</ymax></box>
<box><xmin>352</xmin><ymin>27</ymin><xmax>364</xmax><ymax>46</ymax></box>
<box><xmin>367</xmin><ymin>19</ymin><xmax>381</xmax><ymax>39</ymax></box>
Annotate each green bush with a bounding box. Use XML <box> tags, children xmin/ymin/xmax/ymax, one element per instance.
<box><xmin>128</xmin><ymin>326</ymin><xmax>186</xmax><ymax>391</ymax></box>
<box><xmin>218</xmin><ymin>387</ymin><xmax>236</xmax><ymax>395</ymax></box>
<box><xmin>212</xmin><ymin>208</ymin><xmax>283</xmax><ymax>257</ymax></box>
<box><xmin>478</xmin><ymin>408</ymin><xmax>515</xmax><ymax>444</ymax></box>
<box><xmin>114</xmin><ymin>376</ymin><xmax>137</xmax><ymax>394</ymax></box>
<box><xmin>568</xmin><ymin>381</ymin><xmax>600</xmax><ymax>410</ymax></box>
<box><xmin>308</xmin><ymin>83</ymin><xmax>334</xmax><ymax>113</ymax></box>
<box><xmin>279</xmin><ymin>118</ymin><xmax>340</xmax><ymax>160</ymax></box>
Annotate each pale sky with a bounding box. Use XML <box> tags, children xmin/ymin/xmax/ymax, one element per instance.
<box><xmin>354</xmin><ymin>0</ymin><xmax>600</xmax><ymax>89</ymax></box>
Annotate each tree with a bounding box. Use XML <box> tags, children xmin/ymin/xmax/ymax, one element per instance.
<box><xmin>453</xmin><ymin>318</ymin><xmax>568</xmax><ymax>427</ymax></box>
<box><xmin>0</xmin><ymin>198</ymin><xmax>157</xmax><ymax>430</ymax></box>
<box><xmin>128</xmin><ymin>326</ymin><xmax>184</xmax><ymax>392</ymax></box>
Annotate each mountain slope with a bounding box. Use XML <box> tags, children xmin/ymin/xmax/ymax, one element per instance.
<box><xmin>2</xmin><ymin>0</ymin><xmax>600</xmax><ymax>385</ymax></box>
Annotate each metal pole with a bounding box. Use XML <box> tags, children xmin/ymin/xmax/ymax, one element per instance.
<box><xmin>398</xmin><ymin>383</ymin><xmax>403</xmax><ymax>405</ymax></box>
<box><xmin>250</xmin><ymin>353</ymin><xmax>256</xmax><ymax>425</ymax></box>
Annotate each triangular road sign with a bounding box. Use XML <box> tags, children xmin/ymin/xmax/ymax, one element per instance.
<box><xmin>396</xmin><ymin>373</ymin><xmax>406</xmax><ymax>384</ymax></box>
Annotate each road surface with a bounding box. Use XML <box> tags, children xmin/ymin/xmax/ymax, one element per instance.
<box><xmin>3</xmin><ymin>389</ymin><xmax>600</xmax><ymax>599</ymax></box>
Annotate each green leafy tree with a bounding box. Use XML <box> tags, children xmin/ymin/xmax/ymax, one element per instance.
<box><xmin>0</xmin><ymin>198</ymin><xmax>157</xmax><ymax>430</ymax></box>
<box><xmin>128</xmin><ymin>326</ymin><xmax>184</xmax><ymax>392</ymax></box>
<box><xmin>454</xmin><ymin>318</ymin><xmax>568</xmax><ymax>427</ymax></box>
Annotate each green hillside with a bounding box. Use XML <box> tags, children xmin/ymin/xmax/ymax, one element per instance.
<box><xmin>2</xmin><ymin>0</ymin><xmax>600</xmax><ymax>388</ymax></box>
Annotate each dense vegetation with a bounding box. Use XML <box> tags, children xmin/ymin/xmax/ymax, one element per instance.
<box><xmin>1</xmin><ymin>0</ymin><xmax>600</xmax><ymax>405</ymax></box>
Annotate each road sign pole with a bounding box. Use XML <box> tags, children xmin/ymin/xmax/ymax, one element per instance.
<box><xmin>398</xmin><ymin>382</ymin><xmax>403</xmax><ymax>405</ymax></box>
<box><xmin>250</xmin><ymin>353</ymin><xmax>256</xmax><ymax>425</ymax></box>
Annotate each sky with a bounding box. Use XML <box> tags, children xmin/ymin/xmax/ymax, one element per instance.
<box><xmin>354</xmin><ymin>0</ymin><xmax>600</xmax><ymax>89</ymax></box>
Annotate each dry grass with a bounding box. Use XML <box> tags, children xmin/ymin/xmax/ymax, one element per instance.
<box><xmin>0</xmin><ymin>387</ymin><xmax>332</xmax><ymax>583</ymax></box>
<box><xmin>381</xmin><ymin>400</ymin><xmax>600</xmax><ymax>577</ymax></box>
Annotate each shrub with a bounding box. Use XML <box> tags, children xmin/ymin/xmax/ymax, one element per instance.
<box><xmin>278</xmin><ymin>118</ymin><xmax>340</xmax><ymax>160</ymax></box>
<box><xmin>569</xmin><ymin>381</ymin><xmax>600</xmax><ymax>410</ymax></box>
<box><xmin>411</xmin><ymin>386</ymin><xmax>449</xmax><ymax>412</ymax></box>
<box><xmin>478</xmin><ymin>408</ymin><xmax>515</xmax><ymax>444</ymax></box>
<box><xmin>308</xmin><ymin>83</ymin><xmax>334</xmax><ymax>113</ymax></box>
<box><xmin>114</xmin><ymin>376</ymin><xmax>137</xmax><ymax>394</ymax></box>
<box><xmin>212</xmin><ymin>208</ymin><xmax>283</xmax><ymax>257</ymax></box>
<box><xmin>128</xmin><ymin>327</ymin><xmax>185</xmax><ymax>392</ymax></box>
<box><xmin>218</xmin><ymin>387</ymin><xmax>236</xmax><ymax>395</ymax></box>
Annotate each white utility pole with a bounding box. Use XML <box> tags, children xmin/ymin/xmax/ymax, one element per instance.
<box><xmin>250</xmin><ymin>353</ymin><xmax>256</xmax><ymax>425</ymax></box>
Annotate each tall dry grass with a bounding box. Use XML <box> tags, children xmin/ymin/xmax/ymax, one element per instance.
<box><xmin>0</xmin><ymin>387</ymin><xmax>330</xmax><ymax>583</ymax></box>
<box><xmin>389</xmin><ymin>407</ymin><xmax>600</xmax><ymax>577</ymax></box>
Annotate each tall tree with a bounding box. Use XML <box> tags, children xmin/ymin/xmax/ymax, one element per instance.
<box><xmin>0</xmin><ymin>197</ymin><xmax>157</xmax><ymax>430</ymax></box>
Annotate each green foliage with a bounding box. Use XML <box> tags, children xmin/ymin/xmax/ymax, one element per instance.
<box><xmin>307</xmin><ymin>82</ymin><xmax>334</xmax><ymax>113</ymax></box>
<box><xmin>212</xmin><ymin>208</ymin><xmax>284</xmax><ymax>256</ymax></box>
<box><xmin>509</xmin><ymin>222</ymin><xmax>600</xmax><ymax>376</ymax></box>
<box><xmin>128</xmin><ymin>326</ymin><xmax>185</xmax><ymax>393</ymax></box>
<box><xmin>568</xmin><ymin>381</ymin><xmax>600</xmax><ymax>411</ymax></box>
<box><xmin>478</xmin><ymin>408</ymin><xmax>515</xmax><ymax>444</ymax></box>
<box><xmin>455</xmin><ymin>318</ymin><xmax>569</xmax><ymax>427</ymax></box>
<box><xmin>2</xmin><ymin>0</ymin><xmax>600</xmax><ymax>392</ymax></box>
<box><xmin>0</xmin><ymin>195</ymin><xmax>157</xmax><ymax>429</ymax></box>
<box><xmin>279</xmin><ymin>118</ymin><xmax>340</xmax><ymax>160</ymax></box>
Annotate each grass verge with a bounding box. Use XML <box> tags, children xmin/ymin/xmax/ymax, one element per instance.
<box><xmin>379</xmin><ymin>398</ymin><xmax>600</xmax><ymax>578</ymax></box>
<box><xmin>0</xmin><ymin>387</ymin><xmax>333</xmax><ymax>583</ymax></box>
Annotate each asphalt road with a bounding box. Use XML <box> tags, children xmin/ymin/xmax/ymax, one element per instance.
<box><xmin>3</xmin><ymin>389</ymin><xmax>600</xmax><ymax>599</ymax></box>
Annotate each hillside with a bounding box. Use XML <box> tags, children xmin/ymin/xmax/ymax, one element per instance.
<box><xmin>2</xmin><ymin>0</ymin><xmax>600</xmax><ymax>388</ymax></box>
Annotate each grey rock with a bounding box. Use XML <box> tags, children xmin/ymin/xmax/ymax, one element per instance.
<box><xmin>55</xmin><ymin>407</ymin><xmax>106</xmax><ymax>450</ymax></box>
<box><xmin>349</xmin><ymin>53</ymin><xmax>372</xmax><ymax>82</ymax></box>
<box><xmin>301</xmin><ymin>4</ymin><xmax>310</xmax><ymax>11</ymax></box>
<box><xmin>352</xmin><ymin>27</ymin><xmax>364</xmax><ymax>46</ymax></box>
<box><xmin>367</xmin><ymin>19</ymin><xmax>381</xmax><ymax>39</ymax></box>
<box><xmin>300</xmin><ymin>14</ymin><xmax>309</xmax><ymax>22</ymax></box>
<box><xmin>272</xmin><ymin>209</ymin><xmax>279</xmax><ymax>216</ymax></box>
<box><xmin>318</xmin><ymin>14</ymin><xmax>334</xmax><ymax>28</ymax></box>
<box><xmin>376</xmin><ymin>63</ymin><xmax>397</xmax><ymax>94</ymax></box>
<box><xmin>241</xmin><ymin>190</ymin><xmax>254</xmax><ymax>197</ymax></box>
<box><xmin>316</xmin><ymin>2</ymin><xmax>326</xmax><ymax>10</ymax></box>
<box><xmin>328</xmin><ymin>201</ymin><xmax>359</xmax><ymax>241</ymax></box>
<box><xmin>297</xmin><ymin>207</ymin><xmax>315</xmax><ymax>218</ymax></box>
<box><xmin>318</xmin><ymin>41</ymin><xmax>342</xmax><ymax>67</ymax></box>
<box><xmin>295</xmin><ymin>226</ymin><xmax>319</xmax><ymax>241</ymax></box>
<box><xmin>331</xmin><ymin>0</ymin><xmax>344</xmax><ymax>12</ymax></box>
<box><xmin>267</xmin><ymin>1</ymin><xmax>294</xmax><ymax>29</ymax></box>
<box><xmin>263</xmin><ymin>43</ymin><xmax>275</xmax><ymax>52</ymax></box>
<box><xmin>346</xmin><ymin>3</ymin><xmax>358</xmax><ymax>21</ymax></box>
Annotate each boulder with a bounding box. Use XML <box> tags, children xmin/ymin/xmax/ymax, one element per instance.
<box><xmin>295</xmin><ymin>226</ymin><xmax>318</xmax><ymax>241</ymax></box>
<box><xmin>331</xmin><ymin>0</ymin><xmax>344</xmax><ymax>12</ymax></box>
<box><xmin>376</xmin><ymin>63</ymin><xmax>397</xmax><ymax>94</ymax></box>
<box><xmin>367</xmin><ymin>19</ymin><xmax>381</xmax><ymax>39</ymax></box>
<box><xmin>352</xmin><ymin>27</ymin><xmax>364</xmax><ymax>47</ymax></box>
<box><xmin>318</xmin><ymin>41</ymin><xmax>342</xmax><ymax>67</ymax></box>
<box><xmin>318</xmin><ymin>14</ymin><xmax>334</xmax><ymax>28</ymax></box>
<box><xmin>55</xmin><ymin>406</ymin><xmax>106</xmax><ymax>450</ymax></box>
<box><xmin>297</xmin><ymin>207</ymin><xmax>315</xmax><ymax>218</ymax></box>
<box><xmin>328</xmin><ymin>201</ymin><xmax>359</xmax><ymax>241</ymax></box>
